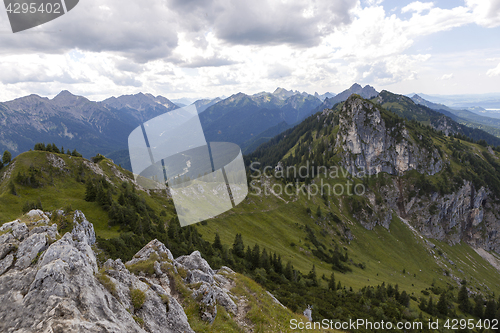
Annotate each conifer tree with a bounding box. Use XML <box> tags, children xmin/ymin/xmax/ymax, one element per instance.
<box><xmin>485</xmin><ymin>299</ymin><xmax>497</xmax><ymax>320</ymax></box>
<box><xmin>328</xmin><ymin>272</ymin><xmax>336</xmax><ymax>291</ymax></box>
<box><xmin>427</xmin><ymin>296</ymin><xmax>436</xmax><ymax>316</ymax></box>
<box><xmin>2</xmin><ymin>150</ymin><xmax>11</xmax><ymax>165</ymax></box>
<box><xmin>474</xmin><ymin>296</ymin><xmax>484</xmax><ymax>319</ymax></box>
<box><xmin>437</xmin><ymin>292</ymin><xmax>448</xmax><ymax>317</ymax></box>
<box><xmin>232</xmin><ymin>234</ymin><xmax>245</xmax><ymax>258</ymax></box>
<box><xmin>458</xmin><ymin>285</ymin><xmax>470</xmax><ymax>313</ymax></box>
<box><xmin>213</xmin><ymin>233</ymin><xmax>223</xmax><ymax>252</ymax></box>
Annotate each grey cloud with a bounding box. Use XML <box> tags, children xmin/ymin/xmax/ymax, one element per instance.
<box><xmin>115</xmin><ymin>59</ymin><xmax>145</xmax><ymax>73</ymax></box>
<box><xmin>108</xmin><ymin>73</ymin><xmax>143</xmax><ymax>87</ymax></box>
<box><xmin>180</xmin><ymin>56</ymin><xmax>238</xmax><ymax>68</ymax></box>
<box><xmin>0</xmin><ymin>67</ymin><xmax>89</xmax><ymax>85</ymax></box>
<box><xmin>168</xmin><ymin>0</ymin><xmax>358</xmax><ymax>47</ymax></box>
<box><xmin>0</xmin><ymin>0</ymin><xmax>179</xmax><ymax>63</ymax></box>
<box><xmin>0</xmin><ymin>0</ymin><xmax>357</xmax><ymax>63</ymax></box>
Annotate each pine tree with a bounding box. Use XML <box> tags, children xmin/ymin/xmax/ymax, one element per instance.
<box><xmin>399</xmin><ymin>291</ymin><xmax>410</xmax><ymax>308</ymax></box>
<box><xmin>213</xmin><ymin>233</ymin><xmax>223</xmax><ymax>252</ymax></box>
<box><xmin>308</xmin><ymin>264</ymin><xmax>318</xmax><ymax>286</ymax></box>
<box><xmin>427</xmin><ymin>296</ymin><xmax>436</xmax><ymax>316</ymax></box>
<box><xmin>485</xmin><ymin>299</ymin><xmax>497</xmax><ymax>320</ymax></box>
<box><xmin>251</xmin><ymin>244</ymin><xmax>260</xmax><ymax>269</ymax></box>
<box><xmin>274</xmin><ymin>254</ymin><xmax>283</xmax><ymax>274</ymax></box>
<box><xmin>245</xmin><ymin>246</ymin><xmax>253</xmax><ymax>267</ymax></box>
<box><xmin>2</xmin><ymin>150</ymin><xmax>12</xmax><ymax>165</ymax></box>
<box><xmin>284</xmin><ymin>261</ymin><xmax>293</xmax><ymax>280</ymax></box>
<box><xmin>458</xmin><ymin>285</ymin><xmax>470</xmax><ymax>313</ymax></box>
<box><xmin>260</xmin><ymin>249</ymin><xmax>270</xmax><ymax>272</ymax></box>
<box><xmin>437</xmin><ymin>292</ymin><xmax>448</xmax><ymax>317</ymax></box>
<box><xmin>167</xmin><ymin>217</ymin><xmax>179</xmax><ymax>239</ymax></box>
<box><xmin>328</xmin><ymin>272</ymin><xmax>336</xmax><ymax>291</ymax></box>
<box><xmin>84</xmin><ymin>181</ymin><xmax>97</xmax><ymax>202</ymax></box>
<box><xmin>474</xmin><ymin>296</ymin><xmax>484</xmax><ymax>319</ymax></box>
<box><xmin>419</xmin><ymin>297</ymin><xmax>427</xmax><ymax>311</ymax></box>
<box><xmin>232</xmin><ymin>234</ymin><xmax>245</xmax><ymax>258</ymax></box>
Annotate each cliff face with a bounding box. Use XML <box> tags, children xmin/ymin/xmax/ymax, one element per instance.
<box><xmin>336</xmin><ymin>96</ymin><xmax>500</xmax><ymax>253</ymax></box>
<box><xmin>336</xmin><ymin>96</ymin><xmax>443</xmax><ymax>176</ymax></box>
<box><xmin>0</xmin><ymin>210</ymin><xmax>246</xmax><ymax>333</ymax></box>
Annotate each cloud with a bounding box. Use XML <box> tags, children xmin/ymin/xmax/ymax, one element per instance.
<box><xmin>0</xmin><ymin>0</ymin><xmax>179</xmax><ymax>62</ymax></box>
<box><xmin>180</xmin><ymin>56</ymin><xmax>238</xmax><ymax>68</ymax></box>
<box><xmin>487</xmin><ymin>63</ymin><xmax>500</xmax><ymax>77</ymax></box>
<box><xmin>440</xmin><ymin>73</ymin><xmax>454</xmax><ymax>80</ymax></box>
<box><xmin>114</xmin><ymin>59</ymin><xmax>145</xmax><ymax>73</ymax></box>
<box><xmin>150</xmin><ymin>0</ymin><xmax>358</xmax><ymax>47</ymax></box>
<box><xmin>466</xmin><ymin>0</ymin><xmax>500</xmax><ymax>28</ymax></box>
<box><xmin>0</xmin><ymin>55</ymin><xmax>90</xmax><ymax>84</ymax></box>
<box><xmin>267</xmin><ymin>63</ymin><xmax>294</xmax><ymax>79</ymax></box>
<box><xmin>401</xmin><ymin>2</ymin><xmax>435</xmax><ymax>14</ymax></box>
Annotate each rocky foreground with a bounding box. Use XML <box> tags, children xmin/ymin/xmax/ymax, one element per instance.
<box><xmin>0</xmin><ymin>210</ymin><xmax>253</xmax><ymax>333</ymax></box>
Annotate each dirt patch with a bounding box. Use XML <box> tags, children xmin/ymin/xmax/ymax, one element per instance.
<box><xmin>234</xmin><ymin>295</ymin><xmax>254</xmax><ymax>333</ymax></box>
<box><xmin>474</xmin><ymin>248</ymin><xmax>500</xmax><ymax>272</ymax></box>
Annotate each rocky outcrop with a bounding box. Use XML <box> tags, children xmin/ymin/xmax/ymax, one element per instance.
<box><xmin>334</xmin><ymin>96</ymin><xmax>500</xmax><ymax>253</ymax></box>
<box><xmin>0</xmin><ymin>210</ymin><xmax>243</xmax><ymax>332</ymax></box>
<box><xmin>336</xmin><ymin>95</ymin><xmax>442</xmax><ymax>176</ymax></box>
<box><xmin>366</xmin><ymin>178</ymin><xmax>500</xmax><ymax>253</ymax></box>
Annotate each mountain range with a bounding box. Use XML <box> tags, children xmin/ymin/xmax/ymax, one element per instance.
<box><xmin>3</xmin><ymin>84</ymin><xmax>500</xmax><ymax>172</ymax></box>
<box><xmin>1</xmin><ymin>91</ymin><xmax>500</xmax><ymax>329</ymax></box>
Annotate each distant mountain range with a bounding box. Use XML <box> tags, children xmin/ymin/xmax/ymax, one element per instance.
<box><xmin>312</xmin><ymin>83</ymin><xmax>378</xmax><ymax>112</ymax></box>
<box><xmin>412</xmin><ymin>92</ymin><xmax>500</xmax><ymax>110</ymax></box>
<box><xmin>0</xmin><ymin>87</ymin><xmax>329</xmax><ymax>169</ymax></box>
<box><xmin>411</xmin><ymin>94</ymin><xmax>500</xmax><ymax>138</ymax></box>
<box><xmin>3</xmin><ymin>84</ymin><xmax>500</xmax><ymax>172</ymax></box>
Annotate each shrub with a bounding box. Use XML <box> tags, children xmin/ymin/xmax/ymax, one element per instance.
<box><xmin>130</xmin><ymin>288</ymin><xmax>146</xmax><ymax>310</ymax></box>
<box><xmin>132</xmin><ymin>315</ymin><xmax>144</xmax><ymax>326</ymax></box>
<box><xmin>126</xmin><ymin>253</ymin><xmax>159</xmax><ymax>276</ymax></box>
<box><xmin>96</xmin><ymin>269</ymin><xmax>117</xmax><ymax>296</ymax></box>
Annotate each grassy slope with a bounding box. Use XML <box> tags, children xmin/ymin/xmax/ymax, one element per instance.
<box><xmin>197</xmin><ymin>178</ymin><xmax>500</xmax><ymax>295</ymax></box>
<box><xmin>0</xmin><ymin>150</ymin><xmax>175</xmax><ymax>239</ymax></box>
<box><xmin>2</xmin><ymin>145</ymin><xmax>500</xmax><ymax>322</ymax></box>
<box><xmin>198</xmin><ymin>96</ymin><xmax>500</xmax><ymax>310</ymax></box>
<box><xmin>185</xmin><ymin>271</ymin><xmax>337</xmax><ymax>332</ymax></box>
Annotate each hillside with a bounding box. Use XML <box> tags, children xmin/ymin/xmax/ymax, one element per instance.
<box><xmin>0</xmin><ymin>210</ymin><xmax>320</xmax><ymax>332</ymax></box>
<box><xmin>243</xmin><ymin>95</ymin><xmax>500</xmax><ymax>314</ymax></box>
<box><xmin>411</xmin><ymin>94</ymin><xmax>500</xmax><ymax>139</ymax></box>
<box><xmin>374</xmin><ymin>91</ymin><xmax>500</xmax><ymax>146</ymax></box>
<box><xmin>2</xmin><ymin>95</ymin><xmax>500</xmax><ymax>330</ymax></box>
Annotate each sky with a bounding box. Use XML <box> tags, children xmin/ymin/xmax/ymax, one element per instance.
<box><xmin>0</xmin><ymin>0</ymin><xmax>499</xmax><ymax>101</ymax></box>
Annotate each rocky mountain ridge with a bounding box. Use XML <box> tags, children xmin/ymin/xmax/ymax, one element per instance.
<box><xmin>0</xmin><ymin>209</ymin><xmax>290</xmax><ymax>333</ymax></box>
<box><xmin>336</xmin><ymin>96</ymin><xmax>443</xmax><ymax>176</ymax></box>
<box><xmin>334</xmin><ymin>96</ymin><xmax>500</xmax><ymax>254</ymax></box>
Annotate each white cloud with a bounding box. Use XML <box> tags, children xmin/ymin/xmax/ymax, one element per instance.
<box><xmin>440</xmin><ymin>73</ymin><xmax>454</xmax><ymax>80</ymax></box>
<box><xmin>401</xmin><ymin>1</ymin><xmax>434</xmax><ymax>14</ymax></box>
<box><xmin>487</xmin><ymin>63</ymin><xmax>500</xmax><ymax>77</ymax></box>
<box><xmin>0</xmin><ymin>0</ymin><xmax>499</xmax><ymax>100</ymax></box>
<box><xmin>466</xmin><ymin>0</ymin><xmax>500</xmax><ymax>28</ymax></box>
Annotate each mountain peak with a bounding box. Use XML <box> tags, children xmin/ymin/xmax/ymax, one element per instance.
<box><xmin>52</xmin><ymin>90</ymin><xmax>86</xmax><ymax>105</ymax></box>
<box><xmin>53</xmin><ymin>90</ymin><xmax>76</xmax><ymax>99</ymax></box>
<box><xmin>350</xmin><ymin>83</ymin><xmax>362</xmax><ymax>90</ymax></box>
<box><xmin>324</xmin><ymin>84</ymin><xmax>378</xmax><ymax>105</ymax></box>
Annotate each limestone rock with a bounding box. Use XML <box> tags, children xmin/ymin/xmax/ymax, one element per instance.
<box><xmin>336</xmin><ymin>96</ymin><xmax>442</xmax><ymax>176</ymax></box>
<box><xmin>0</xmin><ymin>210</ymin><xmax>250</xmax><ymax>332</ymax></box>
<box><xmin>175</xmin><ymin>250</ymin><xmax>214</xmax><ymax>276</ymax></box>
